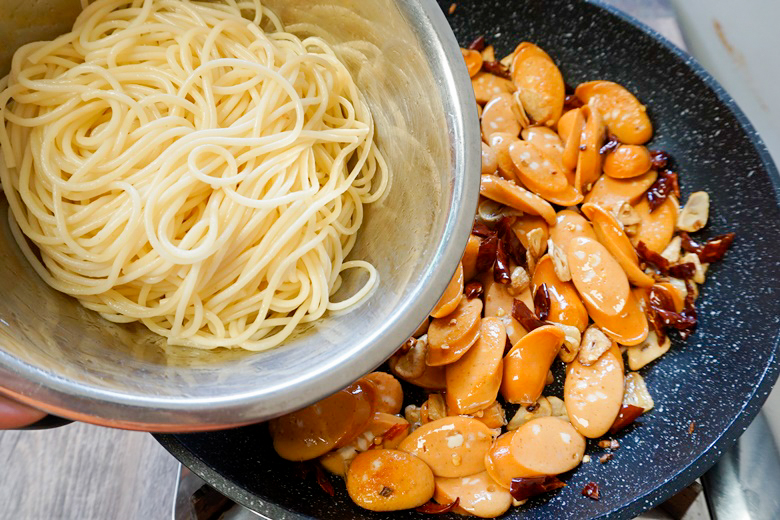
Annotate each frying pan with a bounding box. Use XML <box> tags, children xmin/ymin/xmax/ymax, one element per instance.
<box><xmin>157</xmin><ymin>0</ymin><xmax>780</xmax><ymax>517</ymax></box>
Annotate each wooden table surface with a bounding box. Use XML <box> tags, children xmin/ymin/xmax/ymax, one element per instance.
<box><xmin>0</xmin><ymin>2</ymin><xmax>690</xmax><ymax>520</ymax></box>
<box><xmin>0</xmin><ymin>423</ymin><xmax>178</xmax><ymax>520</ymax></box>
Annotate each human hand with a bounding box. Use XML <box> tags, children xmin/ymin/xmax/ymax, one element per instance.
<box><xmin>0</xmin><ymin>394</ymin><xmax>47</xmax><ymax>429</ymax></box>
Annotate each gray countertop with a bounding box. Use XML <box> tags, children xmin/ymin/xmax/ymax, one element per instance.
<box><xmin>0</xmin><ymin>2</ymin><xmax>721</xmax><ymax>520</ymax></box>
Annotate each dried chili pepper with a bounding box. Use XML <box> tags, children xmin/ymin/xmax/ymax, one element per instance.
<box><xmin>482</xmin><ymin>60</ymin><xmax>511</xmax><ymax>79</ymax></box>
<box><xmin>467</xmin><ymin>35</ymin><xmax>486</xmax><ymax>51</ymax></box>
<box><xmin>464</xmin><ymin>280</ymin><xmax>483</xmax><ymax>299</ymax></box>
<box><xmin>510</xmin><ymin>476</ymin><xmax>565</xmax><ymax>501</ymax></box>
<box><xmin>645</xmin><ymin>170</ymin><xmax>679</xmax><ymax>211</ymax></box>
<box><xmin>534</xmin><ymin>283</ymin><xmax>551</xmax><ymax>321</ymax></box>
<box><xmin>476</xmin><ymin>233</ymin><xmax>498</xmax><ymax>273</ymax></box>
<box><xmin>609</xmin><ymin>404</ymin><xmax>644</xmax><ymax>434</ymax></box>
<box><xmin>581</xmin><ymin>482</ymin><xmax>600</xmax><ymax>500</ymax></box>
<box><xmin>314</xmin><ymin>465</ymin><xmax>335</xmax><ymax>497</ymax></box>
<box><xmin>497</xmin><ymin>216</ymin><xmax>527</xmax><ymax>266</ymax></box>
<box><xmin>472</xmin><ymin>221</ymin><xmax>492</xmax><ymax>237</ymax></box>
<box><xmin>494</xmin><ymin>238</ymin><xmax>512</xmax><ymax>284</ymax></box>
<box><xmin>416</xmin><ymin>498</ymin><xmax>459</xmax><ymax>514</ymax></box>
<box><xmin>649</xmin><ymin>149</ymin><xmax>669</xmax><ymax>170</ymax></box>
<box><xmin>668</xmin><ymin>262</ymin><xmax>696</xmax><ymax>279</ymax></box>
<box><xmin>512</xmin><ymin>299</ymin><xmax>545</xmax><ymax>331</ymax></box>
<box><xmin>382</xmin><ymin>422</ymin><xmax>410</xmax><ymax>442</ymax></box>
<box><xmin>680</xmin><ymin>231</ymin><xmax>735</xmax><ymax>263</ymax></box>
<box><xmin>599</xmin><ymin>134</ymin><xmax>620</xmax><ymax>155</ymax></box>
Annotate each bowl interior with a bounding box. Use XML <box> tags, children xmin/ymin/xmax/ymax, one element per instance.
<box><xmin>0</xmin><ymin>0</ymin><xmax>479</xmax><ymax>428</ymax></box>
<box><xmin>158</xmin><ymin>0</ymin><xmax>780</xmax><ymax>517</ymax></box>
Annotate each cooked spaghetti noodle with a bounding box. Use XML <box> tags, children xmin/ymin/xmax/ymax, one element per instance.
<box><xmin>0</xmin><ymin>0</ymin><xmax>388</xmax><ymax>350</ymax></box>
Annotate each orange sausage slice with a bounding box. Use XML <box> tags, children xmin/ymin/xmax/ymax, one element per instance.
<box><xmin>347</xmin><ymin>449</ymin><xmax>435</xmax><ymax>511</ymax></box>
<box><xmin>481</xmin><ymin>142</ymin><xmax>499</xmax><ymax>174</ymax></box>
<box><xmin>508</xmin><ymin>140</ymin><xmax>569</xmax><ymax>193</ymax></box>
<box><xmin>559</xmin><ymin>108</ymin><xmax>586</xmax><ymax>172</ymax></box>
<box><xmin>404</xmin><ymin>365</ymin><xmax>447</xmax><ymax>390</ymax></box>
<box><xmin>512</xmin><ymin>216</ymin><xmax>550</xmax><ymax>251</ymax></box>
<box><xmin>487</xmin><ymin>133</ymin><xmax>522</xmax><ymax>183</ymax></box>
<box><xmin>581</xmin><ymin>203</ymin><xmax>655</xmax><ymax>287</ymax></box>
<box><xmin>399</xmin><ymin>417</ymin><xmax>494</xmax><ymax>478</ymax></box>
<box><xmin>462</xmin><ymin>48</ymin><xmax>483</xmax><ymax>78</ymax></box>
<box><xmin>446</xmin><ymin>318</ymin><xmax>506</xmax><ymax>414</ymax></box>
<box><xmin>508</xmin><ymin>417</ymin><xmax>586</xmax><ymax>476</ymax></box>
<box><xmin>480</xmin><ymin>174</ymin><xmax>556</xmax><ymax>225</ymax></box>
<box><xmin>482</xmin><ymin>93</ymin><xmax>522</xmax><ymax>140</ymax></box>
<box><xmin>472</xmin><ymin>72</ymin><xmax>515</xmax><ymax>105</ymax></box>
<box><xmin>564</xmin><ymin>343</ymin><xmax>625</xmax><ymax>438</ymax></box>
<box><xmin>483</xmin><ymin>274</ymin><xmax>533</xmax><ymax>346</ymax></box>
<box><xmin>533</xmin><ymin>255</ymin><xmax>589</xmax><ymax>332</ymax></box>
<box><xmin>549</xmin><ymin>210</ymin><xmax>598</xmax><ymax>259</ymax></box>
<box><xmin>567</xmin><ymin>236</ymin><xmax>630</xmax><ymax>318</ymax></box>
<box><xmin>501</xmin><ymin>325</ymin><xmax>564</xmax><ymax>404</ymax></box>
<box><xmin>575</xmin><ymin>106</ymin><xmax>605</xmax><ymax>193</ymax></box>
<box><xmin>575</xmin><ymin>80</ymin><xmax>653</xmax><ymax>144</ymax></box>
<box><xmin>430</xmin><ymin>262</ymin><xmax>464</xmax><ymax>318</ymax></box>
<box><xmin>270</xmin><ymin>380</ymin><xmax>376</xmax><ymax>461</ymax></box>
<box><xmin>583</xmin><ymin>170</ymin><xmax>658</xmax><ymax>212</ymax></box>
<box><xmin>586</xmin><ymin>291</ymin><xmax>649</xmax><ymax>346</ymax></box>
<box><xmin>461</xmin><ymin>234</ymin><xmax>481</xmax><ymax>282</ymax></box>
<box><xmin>632</xmin><ymin>196</ymin><xmax>679</xmax><ymax>253</ymax></box>
<box><xmin>363</xmin><ymin>372</ymin><xmax>404</xmax><ymax>415</ymax></box>
<box><xmin>320</xmin><ymin>412</ymin><xmax>411</xmax><ymax>476</ymax></box>
<box><xmin>435</xmin><ymin>471</ymin><xmax>512</xmax><ymax>518</ymax></box>
<box><xmin>511</xmin><ymin>43</ymin><xmax>565</xmax><ymax>126</ymax></box>
<box><xmin>522</xmin><ymin>126</ymin><xmax>565</xmax><ymax>163</ymax></box>
<box><xmin>427</xmin><ymin>298</ymin><xmax>483</xmax><ymax>366</ymax></box>
<box><xmin>485</xmin><ymin>418</ymin><xmax>585</xmax><ymax>487</ymax></box>
<box><xmin>603</xmin><ymin>144</ymin><xmax>653</xmax><ymax>179</ymax></box>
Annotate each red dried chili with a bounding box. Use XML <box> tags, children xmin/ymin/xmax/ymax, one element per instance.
<box><xmin>563</xmin><ymin>94</ymin><xmax>583</xmax><ymax>111</ymax></box>
<box><xmin>581</xmin><ymin>482</ymin><xmax>600</xmax><ymax>500</ymax></box>
<box><xmin>668</xmin><ymin>262</ymin><xmax>696</xmax><ymax>279</ymax></box>
<box><xmin>497</xmin><ymin>216</ymin><xmax>527</xmax><ymax>266</ymax></box>
<box><xmin>645</xmin><ymin>170</ymin><xmax>679</xmax><ymax>211</ymax></box>
<box><xmin>599</xmin><ymin>134</ymin><xmax>620</xmax><ymax>155</ymax></box>
<box><xmin>482</xmin><ymin>60</ymin><xmax>511</xmax><ymax>79</ymax></box>
<box><xmin>534</xmin><ymin>283</ymin><xmax>551</xmax><ymax>321</ymax></box>
<box><xmin>609</xmin><ymin>404</ymin><xmax>644</xmax><ymax>434</ymax></box>
<box><xmin>314</xmin><ymin>465</ymin><xmax>335</xmax><ymax>497</ymax></box>
<box><xmin>494</xmin><ymin>238</ymin><xmax>512</xmax><ymax>284</ymax></box>
<box><xmin>649</xmin><ymin>149</ymin><xmax>669</xmax><ymax>170</ymax></box>
<box><xmin>382</xmin><ymin>422</ymin><xmax>410</xmax><ymax>442</ymax></box>
<box><xmin>467</xmin><ymin>35</ymin><xmax>486</xmax><ymax>51</ymax></box>
<box><xmin>512</xmin><ymin>299</ymin><xmax>545</xmax><ymax>331</ymax></box>
<box><xmin>476</xmin><ymin>233</ymin><xmax>498</xmax><ymax>273</ymax></box>
<box><xmin>472</xmin><ymin>221</ymin><xmax>492</xmax><ymax>237</ymax></box>
<box><xmin>636</xmin><ymin>241</ymin><xmax>670</xmax><ymax>272</ymax></box>
<box><xmin>464</xmin><ymin>280</ymin><xmax>483</xmax><ymax>299</ymax></box>
<box><xmin>680</xmin><ymin>231</ymin><xmax>735</xmax><ymax>263</ymax></box>
<box><xmin>416</xmin><ymin>498</ymin><xmax>459</xmax><ymax>514</ymax></box>
<box><xmin>510</xmin><ymin>476</ymin><xmax>565</xmax><ymax>501</ymax></box>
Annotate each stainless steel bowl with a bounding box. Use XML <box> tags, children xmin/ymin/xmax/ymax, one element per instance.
<box><xmin>0</xmin><ymin>0</ymin><xmax>479</xmax><ymax>431</ymax></box>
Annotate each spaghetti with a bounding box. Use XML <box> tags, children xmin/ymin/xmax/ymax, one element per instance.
<box><xmin>0</xmin><ymin>0</ymin><xmax>388</xmax><ymax>350</ymax></box>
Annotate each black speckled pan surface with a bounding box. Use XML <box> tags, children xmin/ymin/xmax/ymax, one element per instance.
<box><xmin>156</xmin><ymin>0</ymin><xmax>780</xmax><ymax>518</ymax></box>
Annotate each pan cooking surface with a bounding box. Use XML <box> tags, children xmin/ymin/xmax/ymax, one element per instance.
<box><xmin>157</xmin><ymin>1</ymin><xmax>780</xmax><ymax>518</ymax></box>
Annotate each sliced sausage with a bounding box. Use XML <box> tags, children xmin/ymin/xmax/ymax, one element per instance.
<box><xmin>564</xmin><ymin>343</ymin><xmax>625</xmax><ymax>438</ymax></box>
<box><xmin>434</xmin><ymin>471</ymin><xmax>512</xmax><ymax>518</ymax></box>
<box><xmin>501</xmin><ymin>325</ymin><xmax>564</xmax><ymax>404</ymax></box>
<box><xmin>347</xmin><ymin>449</ymin><xmax>434</xmax><ymax>511</ymax></box>
<box><xmin>399</xmin><ymin>416</ymin><xmax>494</xmax><ymax>477</ymax></box>
<box><xmin>446</xmin><ymin>317</ymin><xmax>505</xmax><ymax>414</ymax></box>
<box><xmin>427</xmin><ymin>298</ymin><xmax>482</xmax><ymax>366</ymax></box>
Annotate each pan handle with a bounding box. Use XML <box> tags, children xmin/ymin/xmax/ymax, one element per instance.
<box><xmin>702</xmin><ymin>411</ymin><xmax>780</xmax><ymax>520</ymax></box>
